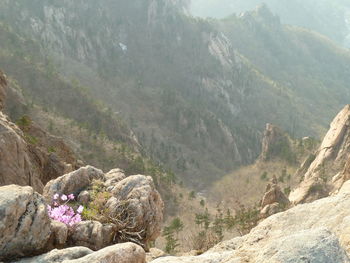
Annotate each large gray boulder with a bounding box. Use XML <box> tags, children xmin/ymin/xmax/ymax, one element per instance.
<box><xmin>107</xmin><ymin>175</ymin><xmax>164</xmax><ymax>247</ymax></box>
<box><xmin>43</xmin><ymin>165</ymin><xmax>104</xmax><ymax>202</ymax></box>
<box><xmin>13</xmin><ymin>243</ymin><xmax>145</xmax><ymax>263</ymax></box>
<box><xmin>0</xmin><ymin>185</ymin><xmax>51</xmax><ymax>261</ymax></box>
<box><xmin>152</xmin><ymin>181</ymin><xmax>350</xmax><ymax>263</ymax></box>
<box><xmin>11</xmin><ymin>247</ymin><xmax>93</xmax><ymax>263</ymax></box>
<box><xmin>64</xmin><ymin>242</ymin><xmax>145</xmax><ymax>263</ymax></box>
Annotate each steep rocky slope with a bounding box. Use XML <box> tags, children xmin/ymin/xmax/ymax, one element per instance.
<box><xmin>0</xmin><ymin>72</ymin><xmax>78</xmax><ymax>192</ymax></box>
<box><xmin>0</xmin><ymin>1</ymin><xmax>349</xmax><ymax>189</ymax></box>
<box><xmin>191</xmin><ymin>0</ymin><xmax>350</xmax><ymax>48</ymax></box>
<box><xmin>290</xmin><ymin>105</ymin><xmax>350</xmax><ymax>204</ymax></box>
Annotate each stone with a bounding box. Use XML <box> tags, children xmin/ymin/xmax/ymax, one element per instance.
<box><xmin>11</xmin><ymin>247</ymin><xmax>93</xmax><ymax>263</ymax></box>
<box><xmin>0</xmin><ymin>185</ymin><xmax>51</xmax><ymax>261</ymax></box>
<box><xmin>46</xmin><ymin>221</ymin><xmax>68</xmax><ymax>250</ymax></box>
<box><xmin>43</xmin><ymin>166</ymin><xmax>104</xmax><ymax>202</ymax></box>
<box><xmin>77</xmin><ymin>190</ymin><xmax>90</xmax><ymax>205</ymax></box>
<box><xmin>151</xmin><ymin>181</ymin><xmax>350</xmax><ymax>263</ymax></box>
<box><xmin>146</xmin><ymin>248</ymin><xmax>167</xmax><ymax>262</ymax></box>
<box><xmin>63</xmin><ymin>242</ymin><xmax>145</xmax><ymax>263</ymax></box>
<box><xmin>104</xmin><ymin>168</ymin><xmax>126</xmax><ymax>191</ymax></box>
<box><xmin>260</xmin><ymin>178</ymin><xmax>290</xmax><ymax>218</ymax></box>
<box><xmin>107</xmin><ymin>175</ymin><xmax>164</xmax><ymax>247</ymax></box>
<box><xmin>68</xmin><ymin>221</ymin><xmax>115</xmax><ymax>251</ymax></box>
<box><xmin>255</xmin><ymin>228</ymin><xmax>349</xmax><ymax>263</ymax></box>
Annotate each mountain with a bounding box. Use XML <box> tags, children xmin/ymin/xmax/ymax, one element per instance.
<box><xmin>0</xmin><ymin>1</ymin><xmax>350</xmax><ymax>189</ymax></box>
<box><xmin>190</xmin><ymin>0</ymin><xmax>350</xmax><ymax>48</ymax></box>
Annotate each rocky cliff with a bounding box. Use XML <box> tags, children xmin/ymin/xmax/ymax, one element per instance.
<box><xmin>290</xmin><ymin>105</ymin><xmax>350</xmax><ymax>204</ymax></box>
<box><xmin>0</xmin><ymin>74</ymin><xmax>79</xmax><ymax>192</ymax></box>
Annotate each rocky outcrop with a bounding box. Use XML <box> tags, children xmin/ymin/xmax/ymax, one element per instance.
<box><xmin>152</xmin><ymin>180</ymin><xmax>350</xmax><ymax>263</ymax></box>
<box><xmin>43</xmin><ymin>166</ymin><xmax>104</xmax><ymax>202</ymax></box>
<box><xmin>0</xmin><ymin>72</ymin><xmax>79</xmax><ymax>192</ymax></box>
<box><xmin>290</xmin><ymin>105</ymin><xmax>350</xmax><ymax>204</ymax></box>
<box><xmin>260</xmin><ymin>176</ymin><xmax>290</xmax><ymax>218</ymax></box>
<box><xmin>0</xmin><ymin>112</ymin><xmax>45</xmax><ymax>192</ymax></box>
<box><xmin>108</xmin><ymin>175</ymin><xmax>164</xmax><ymax>247</ymax></box>
<box><xmin>0</xmin><ymin>185</ymin><xmax>51</xmax><ymax>261</ymax></box>
<box><xmin>43</xmin><ymin>167</ymin><xmax>163</xmax><ymax>250</ymax></box>
<box><xmin>259</xmin><ymin>123</ymin><xmax>294</xmax><ymax>162</ymax></box>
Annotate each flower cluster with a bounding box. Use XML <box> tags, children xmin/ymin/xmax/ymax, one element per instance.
<box><xmin>47</xmin><ymin>193</ymin><xmax>84</xmax><ymax>227</ymax></box>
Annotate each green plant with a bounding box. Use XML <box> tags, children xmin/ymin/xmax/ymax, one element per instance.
<box><xmin>163</xmin><ymin>217</ymin><xmax>184</xmax><ymax>254</ymax></box>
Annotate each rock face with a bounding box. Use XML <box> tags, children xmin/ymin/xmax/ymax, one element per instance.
<box><xmin>43</xmin><ymin>166</ymin><xmax>104</xmax><ymax>201</ymax></box>
<box><xmin>0</xmin><ymin>72</ymin><xmax>79</xmax><ymax>192</ymax></box>
<box><xmin>0</xmin><ymin>112</ymin><xmax>45</xmax><ymax>192</ymax></box>
<box><xmin>152</xmin><ymin>181</ymin><xmax>350</xmax><ymax>263</ymax></box>
<box><xmin>108</xmin><ymin>175</ymin><xmax>164</xmax><ymax>247</ymax></box>
<box><xmin>0</xmin><ymin>185</ymin><xmax>51</xmax><ymax>261</ymax></box>
<box><xmin>290</xmin><ymin>105</ymin><xmax>350</xmax><ymax>204</ymax></box>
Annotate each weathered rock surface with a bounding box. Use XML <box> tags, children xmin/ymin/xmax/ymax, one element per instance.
<box><xmin>68</xmin><ymin>221</ymin><xmax>115</xmax><ymax>251</ymax></box>
<box><xmin>0</xmin><ymin>112</ymin><xmax>44</xmax><ymax>192</ymax></box>
<box><xmin>107</xmin><ymin>175</ymin><xmax>164</xmax><ymax>246</ymax></box>
<box><xmin>77</xmin><ymin>190</ymin><xmax>90</xmax><ymax>205</ymax></box>
<box><xmin>11</xmin><ymin>247</ymin><xmax>93</xmax><ymax>263</ymax></box>
<box><xmin>104</xmin><ymin>168</ymin><xmax>126</xmax><ymax>191</ymax></box>
<box><xmin>146</xmin><ymin>248</ymin><xmax>167</xmax><ymax>262</ymax></box>
<box><xmin>43</xmin><ymin>165</ymin><xmax>104</xmax><ymax>201</ymax></box>
<box><xmin>12</xmin><ymin>243</ymin><xmax>145</xmax><ymax>263</ymax></box>
<box><xmin>46</xmin><ymin>221</ymin><xmax>68</xmax><ymax>250</ymax></box>
<box><xmin>0</xmin><ymin>72</ymin><xmax>79</xmax><ymax>192</ymax></box>
<box><xmin>0</xmin><ymin>185</ymin><xmax>51</xmax><ymax>261</ymax></box>
<box><xmin>65</xmin><ymin>242</ymin><xmax>145</xmax><ymax>263</ymax></box>
<box><xmin>290</xmin><ymin>105</ymin><xmax>350</xmax><ymax>204</ymax></box>
<box><xmin>152</xmin><ymin>181</ymin><xmax>350</xmax><ymax>263</ymax></box>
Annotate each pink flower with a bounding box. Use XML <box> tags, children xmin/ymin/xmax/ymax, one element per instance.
<box><xmin>77</xmin><ymin>205</ymin><xmax>84</xmax><ymax>214</ymax></box>
<box><xmin>48</xmin><ymin>193</ymin><xmax>84</xmax><ymax>227</ymax></box>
